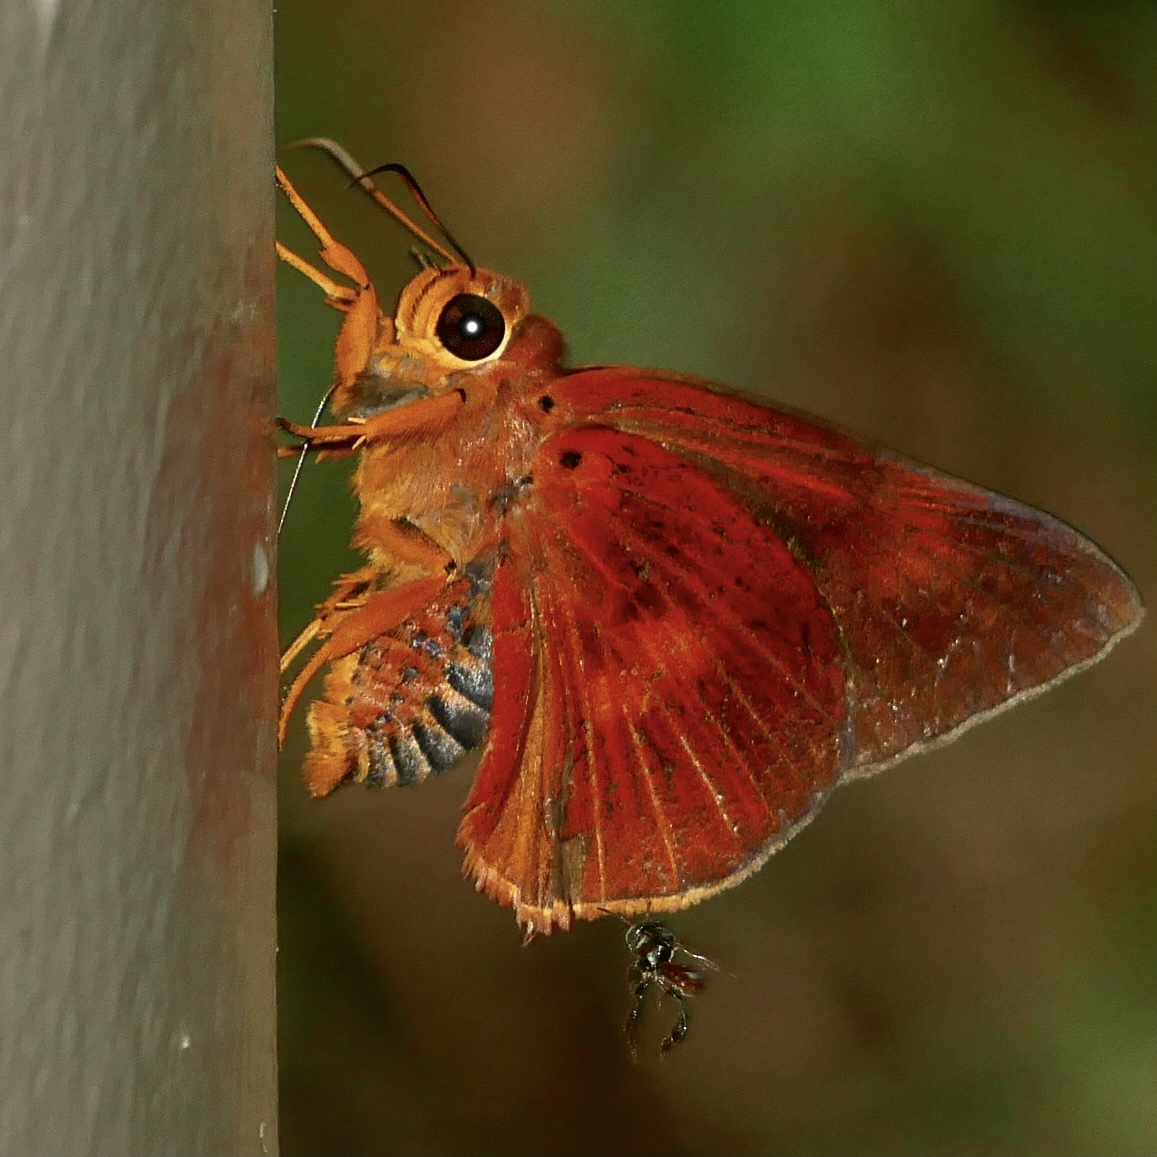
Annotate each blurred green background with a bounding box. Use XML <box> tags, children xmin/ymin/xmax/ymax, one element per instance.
<box><xmin>274</xmin><ymin>3</ymin><xmax>1155</xmax><ymax>1153</ymax></box>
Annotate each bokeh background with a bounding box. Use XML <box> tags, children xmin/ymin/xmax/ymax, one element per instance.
<box><xmin>274</xmin><ymin>3</ymin><xmax>1154</xmax><ymax>1153</ymax></box>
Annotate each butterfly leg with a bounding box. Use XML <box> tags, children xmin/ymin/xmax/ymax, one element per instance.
<box><xmin>278</xmin><ymin>573</ymin><xmax>446</xmax><ymax>748</ymax></box>
<box><xmin>349</xmin><ymin>511</ymin><xmax>459</xmax><ymax>574</ymax></box>
<box><xmin>280</xmin><ymin>567</ymin><xmax>381</xmax><ymax>676</ymax></box>
<box><xmin>278</xmin><ymin>388</ymin><xmax>466</xmax><ymax>450</ymax></box>
<box><xmin>280</xmin><ymin>523</ymin><xmax>452</xmax><ymax>681</ymax></box>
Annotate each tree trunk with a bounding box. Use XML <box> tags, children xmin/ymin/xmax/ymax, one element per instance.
<box><xmin>0</xmin><ymin>2</ymin><xmax>278</xmax><ymax>1153</ymax></box>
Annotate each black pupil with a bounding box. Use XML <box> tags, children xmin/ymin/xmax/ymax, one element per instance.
<box><xmin>436</xmin><ymin>294</ymin><xmax>506</xmax><ymax>361</ymax></box>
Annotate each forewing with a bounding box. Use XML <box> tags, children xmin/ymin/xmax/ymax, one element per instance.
<box><xmin>547</xmin><ymin>369</ymin><xmax>1142</xmax><ymax>772</ymax></box>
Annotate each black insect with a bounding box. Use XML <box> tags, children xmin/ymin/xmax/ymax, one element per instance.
<box><xmin>622</xmin><ymin>919</ymin><xmax>718</xmax><ymax>1060</ymax></box>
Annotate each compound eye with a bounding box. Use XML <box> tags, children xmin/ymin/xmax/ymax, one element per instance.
<box><xmin>435</xmin><ymin>293</ymin><xmax>506</xmax><ymax>360</ymax></box>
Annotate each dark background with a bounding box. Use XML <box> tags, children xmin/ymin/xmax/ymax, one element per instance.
<box><xmin>274</xmin><ymin>3</ymin><xmax>1155</xmax><ymax>1153</ymax></box>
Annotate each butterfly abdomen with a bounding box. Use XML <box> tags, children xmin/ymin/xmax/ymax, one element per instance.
<box><xmin>359</xmin><ymin>621</ymin><xmax>493</xmax><ymax>787</ymax></box>
<box><xmin>302</xmin><ymin>561</ymin><xmax>495</xmax><ymax>797</ymax></box>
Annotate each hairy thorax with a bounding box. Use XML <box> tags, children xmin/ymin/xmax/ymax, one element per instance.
<box><xmin>351</xmin><ymin>376</ymin><xmax>546</xmax><ymax>580</ymax></box>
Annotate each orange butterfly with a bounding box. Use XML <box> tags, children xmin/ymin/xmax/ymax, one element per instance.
<box><xmin>277</xmin><ymin>140</ymin><xmax>1142</xmax><ymax>938</ymax></box>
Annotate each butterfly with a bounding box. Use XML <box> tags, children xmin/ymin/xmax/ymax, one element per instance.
<box><xmin>276</xmin><ymin>139</ymin><xmax>1142</xmax><ymax>938</ymax></box>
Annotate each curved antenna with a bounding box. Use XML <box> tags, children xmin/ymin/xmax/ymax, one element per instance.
<box><xmin>358</xmin><ymin>161</ymin><xmax>475</xmax><ymax>274</ymax></box>
<box><xmin>290</xmin><ymin>137</ymin><xmax>472</xmax><ymax>271</ymax></box>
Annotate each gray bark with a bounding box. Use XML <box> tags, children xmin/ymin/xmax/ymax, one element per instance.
<box><xmin>0</xmin><ymin>2</ymin><xmax>278</xmax><ymax>1153</ymax></box>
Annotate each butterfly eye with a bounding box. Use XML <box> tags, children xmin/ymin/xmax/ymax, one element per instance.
<box><xmin>435</xmin><ymin>294</ymin><xmax>506</xmax><ymax>361</ymax></box>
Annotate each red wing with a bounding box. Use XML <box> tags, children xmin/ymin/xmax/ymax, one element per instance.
<box><xmin>547</xmin><ymin>370</ymin><xmax>1142</xmax><ymax>770</ymax></box>
<box><xmin>460</xmin><ymin>427</ymin><xmax>850</xmax><ymax>932</ymax></box>
<box><xmin>458</xmin><ymin>373</ymin><xmax>1141</xmax><ymax>932</ymax></box>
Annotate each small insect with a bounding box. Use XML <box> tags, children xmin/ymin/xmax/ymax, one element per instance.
<box><xmin>622</xmin><ymin>920</ymin><xmax>718</xmax><ymax>1060</ymax></box>
<box><xmin>276</xmin><ymin>139</ymin><xmax>1142</xmax><ymax>939</ymax></box>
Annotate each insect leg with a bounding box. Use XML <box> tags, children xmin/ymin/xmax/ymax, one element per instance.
<box><xmin>277</xmin><ymin>415</ymin><xmax>371</xmax><ymax>450</ymax></box>
<box><xmin>624</xmin><ymin>975</ymin><xmax>649</xmax><ymax>1064</ymax></box>
<box><xmin>350</xmin><ymin>511</ymin><xmax>455</xmax><ymax>574</ymax></box>
<box><xmin>280</xmin><ymin>618</ymin><xmax>321</xmax><ymax>675</ymax></box>
<box><xmin>658</xmin><ymin>989</ymin><xmax>691</xmax><ymax>1057</ymax></box>
<box><xmin>279</xmin><ymin>388</ymin><xmax>465</xmax><ymax>449</ymax></box>
<box><xmin>280</xmin><ymin>566</ymin><xmax>379</xmax><ymax>675</ymax></box>
<box><xmin>278</xmin><ymin>573</ymin><xmax>446</xmax><ymax>747</ymax></box>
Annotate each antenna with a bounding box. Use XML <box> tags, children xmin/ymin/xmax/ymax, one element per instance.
<box><xmin>290</xmin><ymin>137</ymin><xmax>473</xmax><ymax>271</ymax></box>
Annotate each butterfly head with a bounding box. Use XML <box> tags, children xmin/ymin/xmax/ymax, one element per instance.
<box><xmin>333</xmin><ymin>263</ymin><xmax>565</xmax><ymax>418</ymax></box>
<box><xmin>395</xmin><ymin>264</ymin><xmax>528</xmax><ymax>367</ymax></box>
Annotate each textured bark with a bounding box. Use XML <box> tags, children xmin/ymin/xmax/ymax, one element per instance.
<box><xmin>0</xmin><ymin>2</ymin><xmax>278</xmax><ymax>1153</ymax></box>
